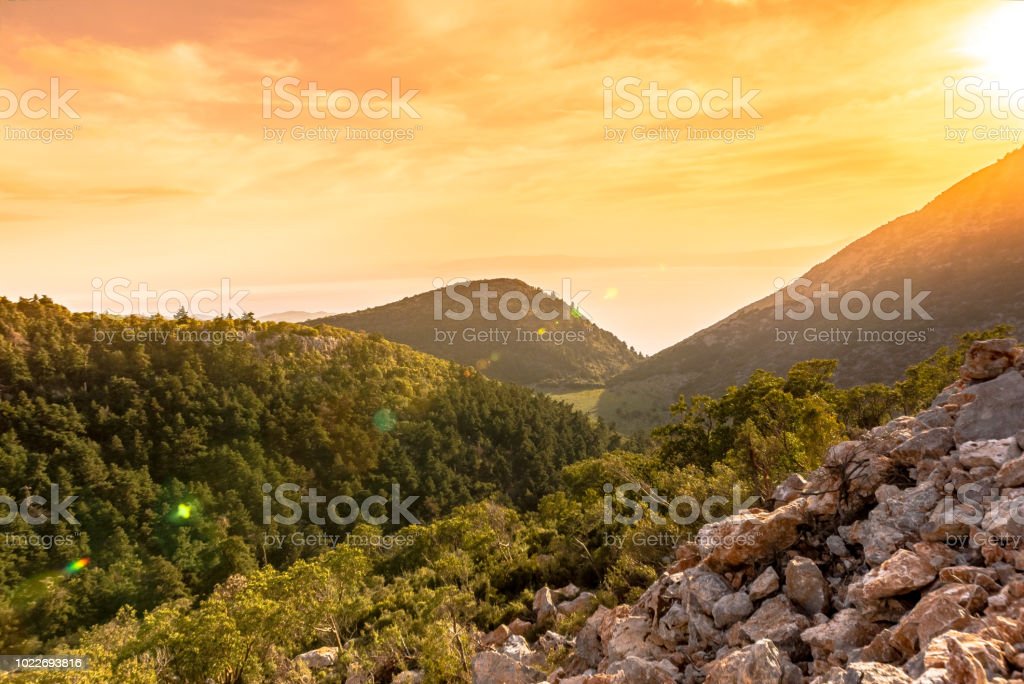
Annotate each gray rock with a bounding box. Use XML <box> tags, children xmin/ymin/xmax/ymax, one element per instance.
<box><xmin>889</xmin><ymin>428</ymin><xmax>954</xmax><ymax>465</ymax></box>
<box><xmin>749</xmin><ymin>566</ymin><xmax>780</xmax><ymax>601</ymax></box>
<box><xmin>712</xmin><ymin>591</ymin><xmax>754</xmax><ymax>629</ymax></box>
<box><xmin>954</xmin><ymin>371</ymin><xmax>1024</xmax><ymax>445</ymax></box>
<box><xmin>785</xmin><ymin>556</ymin><xmax>830</xmax><ymax>616</ymax></box>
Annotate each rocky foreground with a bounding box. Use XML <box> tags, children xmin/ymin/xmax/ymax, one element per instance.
<box><xmin>472</xmin><ymin>339</ymin><xmax>1024</xmax><ymax>683</ymax></box>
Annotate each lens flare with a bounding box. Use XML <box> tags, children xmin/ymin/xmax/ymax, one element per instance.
<box><xmin>172</xmin><ymin>503</ymin><xmax>192</xmax><ymax>521</ymax></box>
<box><xmin>64</xmin><ymin>558</ymin><xmax>90</xmax><ymax>575</ymax></box>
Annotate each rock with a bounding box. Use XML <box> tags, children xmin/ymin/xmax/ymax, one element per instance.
<box><xmin>740</xmin><ymin>595</ymin><xmax>810</xmax><ymax>656</ymax></box>
<box><xmin>508</xmin><ymin>618</ymin><xmax>533</xmax><ymax>637</ymax></box>
<box><xmin>860</xmin><ymin>549</ymin><xmax>937</xmax><ymax>599</ymax></box>
<box><xmin>801</xmin><ymin>608</ymin><xmax>879</xmax><ymax>654</ymax></box>
<box><xmin>554</xmin><ymin>583</ymin><xmax>580</xmax><ymax>600</ymax></box>
<box><xmin>605</xmin><ymin>615</ymin><xmax>663</xmax><ymax>663</ymax></box>
<box><xmin>501</xmin><ymin>634</ymin><xmax>534</xmax><ymax>660</ymax></box>
<box><xmin>712</xmin><ymin>591</ymin><xmax>754</xmax><ymax>629</ymax></box>
<box><xmin>294</xmin><ymin>646</ymin><xmax>339</xmax><ymax>670</ymax></box>
<box><xmin>703</xmin><ymin>639</ymin><xmax>799</xmax><ymax>684</ymax></box>
<box><xmin>772</xmin><ymin>474</ymin><xmax>807</xmax><ymax>505</ymax></box>
<box><xmin>954</xmin><ymin>371</ymin><xmax>1024</xmax><ymax>445</ymax></box>
<box><xmin>938</xmin><ymin>565</ymin><xmax>1000</xmax><ymax>592</ymax></box>
<box><xmin>995</xmin><ymin>455</ymin><xmax>1024</xmax><ymax>488</ymax></box>
<box><xmin>784</xmin><ymin>556</ymin><xmax>830</xmax><ymax>616</ymax></box>
<box><xmin>981</xmin><ymin>494</ymin><xmax>1024</xmax><ymax>538</ymax></box>
<box><xmin>889</xmin><ymin>428</ymin><xmax>954</xmax><ymax>466</ymax></box>
<box><xmin>686</xmin><ymin>566</ymin><xmax>732</xmax><ymax>614</ymax></box>
<box><xmin>533</xmin><ymin>587</ymin><xmax>558</xmax><ymax>627</ymax></box>
<box><xmin>481</xmin><ymin>624</ymin><xmax>511</xmax><ymax>648</ymax></box>
<box><xmin>915</xmin><ymin>407</ymin><xmax>955</xmax><ymax>430</ymax></box>
<box><xmin>574</xmin><ymin>606</ymin><xmax>609</xmax><ymax>668</ymax></box>
<box><xmin>471</xmin><ymin>652</ymin><xmax>545</xmax><ymax>684</ymax></box>
<box><xmin>699</xmin><ymin>499</ymin><xmax>808</xmax><ymax>572</ymax></box>
<box><xmin>887</xmin><ymin>583</ymin><xmax>985</xmax><ymax>655</ymax></box>
<box><xmin>957</xmin><ymin>438</ymin><xmax>1021</xmax><ymax>469</ymax></box>
<box><xmin>960</xmin><ymin>338</ymin><xmax>1020</xmax><ymax>381</ymax></box>
<box><xmin>558</xmin><ymin>592</ymin><xmax>599</xmax><ymax>618</ymax></box>
<box><xmin>826</xmin><ymin>535</ymin><xmax>850</xmax><ymax>558</ymax></box>
<box><xmin>749</xmin><ymin>566</ymin><xmax>780</xmax><ymax>601</ymax></box>
<box><xmin>923</xmin><ymin>631</ymin><xmax>1009</xmax><ymax>680</ymax></box>
<box><xmin>606</xmin><ymin>656</ymin><xmax>678</xmax><ymax>684</ymax></box>
<box><xmin>392</xmin><ymin>672</ymin><xmax>424</xmax><ymax>684</ymax></box>
<box><xmin>824</xmin><ymin>662</ymin><xmax>913</xmax><ymax>683</ymax></box>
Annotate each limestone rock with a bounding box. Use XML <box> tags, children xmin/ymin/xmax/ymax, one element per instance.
<box><xmin>749</xmin><ymin>566</ymin><xmax>781</xmax><ymax>601</ymax></box>
<box><xmin>861</xmin><ymin>549</ymin><xmax>937</xmax><ymax>599</ymax></box>
<box><xmin>954</xmin><ymin>371</ymin><xmax>1024</xmax><ymax>444</ymax></box>
<box><xmin>699</xmin><ymin>499</ymin><xmax>807</xmax><ymax>572</ymax></box>
<box><xmin>470</xmin><ymin>651</ymin><xmax>544</xmax><ymax>684</ymax></box>
<box><xmin>712</xmin><ymin>591</ymin><xmax>754</xmax><ymax>629</ymax></box>
<box><xmin>784</xmin><ymin>556</ymin><xmax>830</xmax><ymax>616</ymax></box>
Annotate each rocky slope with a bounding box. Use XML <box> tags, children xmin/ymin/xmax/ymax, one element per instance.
<box><xmin>473</xmin><ymin>338</ymin><xmax>1024</xmax><ymax>683</ymax></box>
<box><xmin>598</xmin><ymin>148</ymin><xmax>1024</xmax><ymax>433</ymax></box>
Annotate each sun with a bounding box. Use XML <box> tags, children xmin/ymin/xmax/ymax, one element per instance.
<box><xmin>960</xmin><ymin>3</ymin><xmax>1024</xmax><ymax>91</ymax></box>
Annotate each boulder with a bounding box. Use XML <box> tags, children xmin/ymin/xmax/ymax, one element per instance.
<box><xmin>959</xmin><ymin>338</ymin><xmax>1020</xmax><ymax>381</ymax></box>
<box><xmin>294</xmin><ymin>646</ymin><xmax>339</xmax><ymax>671</ymax></box>
<box><xmin>606</xmin><ymin>656</ymin><xmax>678</xmax><ymax>684</ymax></box>
<box><xmin>699</xmin><ymin>499</ymin><xmax>807</xmax><ymax>572</ymax></box>
<box><xmin>533</xmin><ymin>587</ymin><xmax>558</xmax><ymax>627</ymax></box>
<box><xmin>712</xmin><ymin>591</ymin><xmax>754</xmax><ymax>629</ymax></box>
<box><xmin>558</xmin><ymin>592</ymin><xmax>599</xmax><ymax>618</ymax></box>
<box><xmin>784</xmin><ymin>556</ymin><xmax>830</xmax><ymax>616</ymax></box>
<box><xmin>470</xmin><ymin>652</ymin><xmax>544</xmax><ymax>684</ymax></box>
<box><xmin>740</xmin><ymin>595</ymin><xmax>810</xmax><ymax>656</ymax></box>
<box><xmin>481</xmin><ymin>624</ymin><xmax>511</xmax><ymax>648</ymax></box>
<box><xmin>954</xmin><ymin>371</ymin><xmax>1024</xmax><ymax>445</ymax></box>
<box><xmin>801</xmin><ymin>609</ymin><xmax>879</xmax><ymax>661</ymax></box>
<box><xmin>888</xmin><ymin>428</ymin><xmax>954</xmax><ymax>466</ymax></box>
<box><xmin>748</xmin><ymin>566</ymin><xmax>780</xmax><ymax>601</ymax></box>
<box><xmin>860</xmin><ymin>549</ymin><xmax>936</xmax><ymax>599</ymax></box>
<box><xmin>957</xmin><ymin>438</ymin><xmax>1021</xmax><ymax>469</ymax></box>
<box><xmin>703</xmin><ymin>639</ymin><xmax>800</xmax><ymax>684</ymax></box>
<box><xmin>995</xmin><ymin>455</ymin><xmax>1024</xmax><ymax>488</ymax></box>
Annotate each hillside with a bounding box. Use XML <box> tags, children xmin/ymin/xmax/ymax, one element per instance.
<box><xmin>0</xmin><ymin>296</ymin><xmax>617</xmax><ymax>651</ymax></box>
<box><xmin>599</xmin><ymin>148</ymin><xmax>1024</xmax><ymax>433</ymax></box>
<box><xmin>473</xmin><ymin>339</ymin><xmax>1024</xmax><ymax>683</ymax></box>
<box><xmin>309</xmin><ymin>278</ymin><xmax>642</xmax><ymax>391</ymax></box>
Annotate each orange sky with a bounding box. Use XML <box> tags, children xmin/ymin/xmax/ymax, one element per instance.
<box><xmin>1</xmin><ymin>0</ymin><xmax>1022</xmax><ymax>353</ymax></box>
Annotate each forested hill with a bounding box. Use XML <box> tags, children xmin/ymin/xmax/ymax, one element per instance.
<box><xmin>0</xmin><ymin>296</ymin><xmax>617</xmax><ymax>648</ymax></box>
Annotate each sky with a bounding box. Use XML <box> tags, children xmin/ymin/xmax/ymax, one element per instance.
<box><xmin>1</xmin><ymin>0</ymin><xmax>1022</xmax><ymax>354</ymax></box>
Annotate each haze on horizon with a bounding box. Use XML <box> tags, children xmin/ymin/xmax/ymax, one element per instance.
<box><xmin>1</xmin><ymin>0</ymin><xmax>1022</xmax><ymax>354</ymax></box>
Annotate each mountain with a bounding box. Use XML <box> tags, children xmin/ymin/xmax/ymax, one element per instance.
<box><xmin>309</xmin><ymin>278</ymin><xmax>642</xmax><ymax>391</ymax></box>
<box><xmin>261</xmin><ymin>310</ymin><xmax>335</xmax><ymax>323</ymax></box>
<box><xmin>599</xmin><ymin>147</ymin><xmax>1024</xmax><ymax>432</ymax></box>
